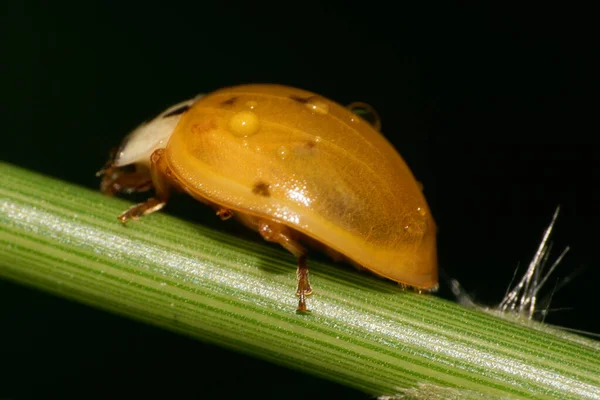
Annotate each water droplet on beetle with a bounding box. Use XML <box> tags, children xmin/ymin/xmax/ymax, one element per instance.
<box><xmin>305</xmin><ymin>96</ymin><xmax>329</xmax><ymax>115</ymax></box>
<box><xmin>246</xmin><ymin>100</ymin><xmax>258</xmax><ymax>110</ymax></box>
<box><xmin>347</xmin><ymin>102</ymin><xmax>381</xmax><ymax>131</ymax></box>
<box><xmin>229</xmin><ymin>111</ymin><xmax>260</xmax><ymax>137</ymax></box>
<box><xmin>277</xmin><ymin>145</ymin><xmax>290</xmax><ymax>160</ymax></box>
<box><xmin>417</xmin><ymin>206</ymin><xmax>426</xmax><ymax>216</ymax></box>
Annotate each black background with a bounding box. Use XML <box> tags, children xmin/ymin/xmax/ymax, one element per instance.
<box><xmin>1</xmin><ymin>2</ymin><xmax>598</xmax><ymax>399</ymax></box>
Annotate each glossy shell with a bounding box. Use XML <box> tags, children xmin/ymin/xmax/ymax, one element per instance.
<box><xmin>166</xmin><ymin>84</ymin><xmax>438</xmax><ymax>289</ymax></box>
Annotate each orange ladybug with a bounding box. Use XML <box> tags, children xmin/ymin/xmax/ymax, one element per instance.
<box><xmin>99</xmin><ymin>84</ymin><xmax>438</xmax><ymax>312</ymax></box>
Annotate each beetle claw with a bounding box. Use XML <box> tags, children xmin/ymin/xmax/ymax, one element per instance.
<box><xmin>296</xmin><ymin>295</ymin><xmax>311</xmax><ymax>313</ymax></box>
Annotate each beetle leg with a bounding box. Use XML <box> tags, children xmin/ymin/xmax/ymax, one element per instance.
<box><xmin>258</xmin><ymin>221</ymin><xmax>313</xmax><ymax>312</ymax></box>
<box><xmin>295</xmin><ymin>254</ymin><xmax>312</xmax><ymax>313</ymax></box>
<box><xmin>117</xmin><ymin>149</ymin><xmax>171</xmax><ymax>224</ymax></box>
<box><xmin>215</xmin><ymin>207</ymin><xmax>233</xmax><ymax>221</ymax></box>
<box><xmin>97</xmin><ymin>147</ymin><xmax>153</xmax><ymax>196</ymax></box>
<box><xmin>99</xmin><ymin>166</ymin><xmax>153</xmax><ymax>196</ymax></box>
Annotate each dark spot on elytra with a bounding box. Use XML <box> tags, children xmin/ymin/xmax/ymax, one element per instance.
<box><xmin>221</xmin><ymin>97</ymin><xmax>238</xmax><ymax>106</ymax></box>
<box><xmin>162</xmin><ymin>104</ymin><xmax>190</xmax><ymax>118</ymax></box>
<box><xmin>289</xmin><ymin>95</ymin><xmax>310</xmax><ymax>104</ymax></box>
<box><xmin>304</xmin><ymin>140</ymin><xmax>316</xmax><ymax>149</ymax></box>
<box><xmin>252</xmin><ymin>181</ymin><xmax>271</xmax><ymax>197</ymax></box>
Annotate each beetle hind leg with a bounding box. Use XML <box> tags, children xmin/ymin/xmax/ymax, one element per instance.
<box><xmin>257</xmin><ymin>221</ymin><xmax>312</xmax><ymax>312</ymax></box>
<box><xmin>117</xmin><ymin>148</ymin><xmax>171</xmax><ymax>224</ymax></box>
<box><xmin>296</xmin><ymin>254</ymin><xmax>313</xmax><ymax>312</ymax></box>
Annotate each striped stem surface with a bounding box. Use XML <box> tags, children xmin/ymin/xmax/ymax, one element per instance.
<box><xmin>1</xmin><ymin>162</ymin><xmax>599</xmax><ymax>399</ymax></box>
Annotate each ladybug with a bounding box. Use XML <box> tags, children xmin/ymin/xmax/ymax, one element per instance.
<box><xmin>98</xmin><ymin>84</ymin><xmax>438</xmax><ymax>312</ymax></box>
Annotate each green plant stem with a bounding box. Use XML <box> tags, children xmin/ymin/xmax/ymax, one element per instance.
<box><xmin>1</xmin><ymin>162</ymin><xmax>599</xmax><ymax>400</ymax></box>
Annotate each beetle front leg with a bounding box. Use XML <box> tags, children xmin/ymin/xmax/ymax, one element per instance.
<box><xmin>117</xmin><ymin>149</ymin><xmax>171</xmax><ymax>224</ymax></box>
<box><xmin>97</xmin><ymin>147</ymin><xmax>153</xmax><ymax>196</ymax></box>
<box><xmin>99</xmin><ymin>166</ymin><xmax>153</xmax><ymax>196</ymax></box>
<box><xmin>258</xmin><ymin>221</ymin><xmax>313</xmax><ymax>313</ymax></box>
